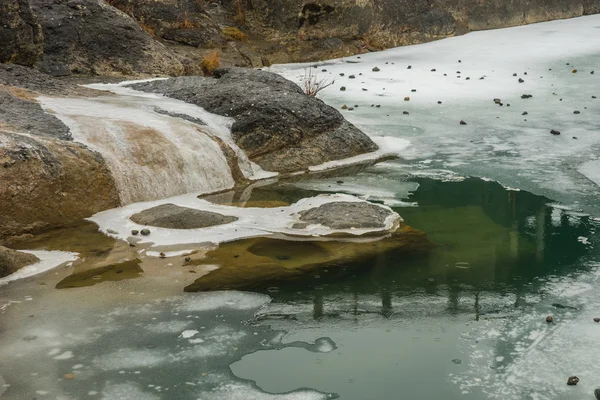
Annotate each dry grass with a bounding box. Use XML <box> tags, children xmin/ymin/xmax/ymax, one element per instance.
<box><xmin>201</xmin><ymin>51</ymin><xmax>221</xmax><ymax>76</ymax></box>
<box><xmin>232</xmin><ymin>0</ymin><xmax>245</xmax><ymax>25</ymax></box>
<box><xmin>177</xmin><ymin>11</ymin><xmax>197</xmax><ymax>29</ymax></box>
<box><xmin>139</xmin><ymin>22</ymin><xmax>156</xmax><ymax>38</ymax></box>
<box><xmin>221</xmin><ymin>27</ymin><xmax>248</xmax><ymax>42</ymax></box>
<box><xmin>300</xmin><ymin>66</ymin><xmax>335</xmax><ymax>97</ymax></box>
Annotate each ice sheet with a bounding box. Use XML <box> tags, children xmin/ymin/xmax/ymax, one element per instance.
<box><xmin>0</xmin><ymin>250</ymin><xmax>78</xmax><ymax>285</ymax></box>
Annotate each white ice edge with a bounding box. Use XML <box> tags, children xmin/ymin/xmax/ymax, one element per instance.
<box><xmin>89</xmin><ymin>193</ymin><xmax>401</xmax><ymax>249</ymax></box>
<box><xmin>308</xmin><ymin>136</ymin><xmax>410</xmax><ymax>172</ymax></box>
<box><xmin>0</xmin><ymin>250</ymin><xmax>79</xmax><ymax>285</ymax></box>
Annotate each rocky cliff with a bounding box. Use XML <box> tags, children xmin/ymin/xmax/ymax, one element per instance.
<box><xmin>2</xmin><ymin>0</ymin><xmax>599</xmax><ymax>75</ymax></box>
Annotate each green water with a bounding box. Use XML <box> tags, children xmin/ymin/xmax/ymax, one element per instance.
<box><xmin>229</xmin><ymin>173</ymin><xmax>599</xmax><ymax>400</ymax></box>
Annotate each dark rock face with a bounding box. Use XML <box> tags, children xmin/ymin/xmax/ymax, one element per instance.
<box><xmin>0</xmin><ymin>0</ymin><xmax>44</xmax><ymax>67</ymax></box>
<box><xmin>130</xmin><ymin>204</ymin><xmax>238</xmax><ymax>229</ymax></box>
<box><xmin>131</xmin><ymin>68</ymin><xmax>378</xmax><ymax>173</ymax></box>
<box><xmin>0</xmin><ymin>92</ymin><xmax>72</xmax><ymax>140</ymax></box>
<box><xmin>29</xmin><ymin>0</ymin><xmax>183</xmax><ymax>76</ymax></box>
<box><xmin>0</xmin><ymin>246</ymin><xmax>40</xmax><ymax>278</ymax></box>
<box><xmin>297</xmin><ymin>201</ymin><xmax>394</xmax><ymax>229</ymax></box>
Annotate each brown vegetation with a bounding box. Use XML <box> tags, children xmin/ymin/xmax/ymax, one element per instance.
<box><xmin>221</xmin><ymin>27</ymin><xmax>248</xmax><ymax>41</ymax></box>
<box><xmin>200</xmin><ymin>51</ymin><xmax>220</xmax><ymax>76</ymax></box>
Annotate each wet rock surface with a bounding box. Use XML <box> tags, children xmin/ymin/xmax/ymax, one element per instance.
<box><xmin>131</xmin><ymin>68</ymin><xmax>378</xmax><ymax>173</ymax></box>
<box><xmin>0</xmin><ymin>246</ymin><xmax>39</xmax><ymax>278</ymax></box>
<box><xmin>0</xmin><ymin>0</ymin><xmax>43</xmax><ymax>67</ymax></box>
<box><xmin>297</xmin><ymin>201</ymin><xmax>394</xmax><ymax>229</ymax></box>
<box><xmin>130</xmin><ymin>203</ymin><xmax>238</xmax><ymax>229</ymax></box>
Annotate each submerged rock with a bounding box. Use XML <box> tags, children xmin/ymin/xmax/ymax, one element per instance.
<box><xmin>296</xmin><ymin>201</ymin><xmax>395</xmax><ymax>230</ymax></box>
<box><xmin>130</xmin><ymin>204</ymin><xmax>238</xmax><ymax>229</ymax></box>
<box><xmin>130</xmin><ymin>68</ymin><xmax>378</xmax><ymax>173</ymax></box>
<box><xmin>184</xmin><ymin>225</ymin><xmax>434</xmax><ymax>292</ymax></box>
<box><xmin>0</xmin><ymin>246</ymin><xmax>39</xmax><ymax>278</ymax></box>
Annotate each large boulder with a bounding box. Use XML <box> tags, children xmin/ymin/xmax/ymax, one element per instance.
<box><xmin>0</xmin><ymin>0</ymin><xmax>44</xmax><ymax>67</ymax></box>
<box><xmin>0</xmin><ymin>246</ymin><xmax>40</xmax><ymax>278</ymax></box>
<box><xmin>296</xmin><ymin>202</ymin><xmax>394</xmax><ymax>229</ymax></box>
<box><xmin>130</xmin><ymin>68</ymin><xmax>378</xmax><ymax>173</ymax></box>
<box><xmin>29</xmin><ymin>0</ymin><xmax>184</xmax><ymax>76</ymax></box>
<box><xmin>0</xmin><ymin>131</ymin><xmax>120</xmax><ymax>242</ymax></box>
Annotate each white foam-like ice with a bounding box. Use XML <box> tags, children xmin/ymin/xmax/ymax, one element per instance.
<box><xmin>0</xmin><ymin>250</ymin><xmax>78</xmax><ymax>285</ymax></box>
<box><xmin>175</xmin><ymin>292</ymin><xmax>271</xmax><ymax>312</ymax></box>
<box><xmin>101</xmin><ymin>382</ymin><xmax>160</xmax><ymax>400</ymax></box>
<box><xmin>197</xmin><ymin>381</ymin><xmax>329</xmax><ymax>400</ymax></box>
<box><xmin>89</xmin><ymin>193</ymin><xmax>401</xmax><ymax>249</ymax></box>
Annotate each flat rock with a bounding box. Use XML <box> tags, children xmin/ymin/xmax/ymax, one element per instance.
<box><xmin>130</xmin><ymin>203</ymin><xmax>238</xmax><ymax>229</ymax></box>
<box><xmin>297</xmin><ymin>201</ymin><xmax>394</xmax><ymax>229</ymax></box>
<box><xmin>0</xmin><ymin>246</ymin><xmax>39</xmax><ymax>278</ymax></box>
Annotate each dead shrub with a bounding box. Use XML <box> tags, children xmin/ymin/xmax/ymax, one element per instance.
<box><xmin>300</xmin><ymin>66</ymin><xmax>335</xmax><ymax>97</ymax></box>
<box><xmin>221</xmin><ymin>27</ymin><xmax>248</xmax><ymax>42</ymax></box>
<box><xmin>201</xmin><ymin>51</ymin><xmax>221</xmax><ymax>76</ymax></box>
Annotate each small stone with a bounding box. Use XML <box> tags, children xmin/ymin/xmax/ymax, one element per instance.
<box><xmin>348</xmin><ymin>107</ymin><xmax>354</xmax><ymax>111</ymax></box>
<box><xmin>493</xmin><ymin>98</ymin><xmax>501</xmax><ymax>103</ymax></box>
<box><xmin>339</xmin><ymin>73</ymin><xmax>345</xmax><ymax>76</ymax></box>
<box><xmin>404</xmin><ymin>97</ymin><xmax>410</xmax><ymax>101</ymax></box>
<box><xmin>573</xmin><ymin>136</ymin><xmax>578</xmax><ymax>139</ymax></box>
<box><xmin>522</xmin><ymin>112</ymin><xmax>528</xmax><ymax>115</ymax></box>
<box><xmin>376</xmin><ymin>105</ymin><xmax>381</xmax><ymax>107</ymax></box>
<box><xmin>349</xmin><ymin>75</ymin><xmax>355</xmax><ymax>79</ymax></box>
<box><xmin>140</xmin><ymin>228</ymin><xmax>151</xmax><ymax>236</ymax></box>
<box><xmin>372</xmin><ymin>67</ymin><xmax>380</xmax><ymax>72</ymax></box>
<box><xmin>444</xmin><ymin>73</ymin><xmax>447</xmax><ymax>76</ymax></box>
<box><xmin>459</xmin><ymin>120</ymin><xmax>467</xmax><ymax>125</ymax></box>
<box><xmin>591</xmin><ymin>71</ymin><xmax>595</xmax><ymax>74</ymax></box>
<box><xmin>574</xmin><ymin>110</ymin><xmax>580</xmax><ymax>114</ymax></box>
<box><xmin>593</xmin><ymin>96</ymin><xmax>597</xmax><ymax>99</ymax></box>
<box><xmin>403</xmin><ymin>111</ymin><xmax>409</xmax><ymax>115</ymax></box>
<box><xmin>513</xmin><ymin>73</ymin><xmax>517</xmax><ymax>76</ymax></box>
<box><xmin>572</xmin><ymin>69</ymin><xmax>577</xmax><ymax>73</ymax></box>
<box><xmin>341</xmin><ymin>104</ymin><xmax>348</xmax><ymax>109</ymax></box>
<box><xmin>184</xmin><ymin>257</ymin><xmax>191</xmax><ymax>262</ymax></box>
<box><xmin>458</xmin><ymin>60</ymin><xmax>462</xmax><ymax>63</ymax></box>
<box><xmin>567</xmin><ymin>376</ymin><xmax>579</xmax><ymax>386</ymax></box>
<box><xmin>411</xmin><ymin>89</ymin><xmax>417</xmax><ymax>92</ymax></box>
<box><xmin>594</xmin><ymin>317</ymin><xmax>600</xmax><ymax>322</ymax></box>
<box><xmin>131</xmin><ymin>230</ymin><xmax>139</xmax><ymax>235</ymax></box>
<box><xmin>407</xmin><ymin>65</ymin><xmax>412</xmax><ymax>69</ymax></box>
<box><xmin>438</xmin><ymin>101</ymin><xmax>442</xmax><ymax>104</ymax></box>
<box><xmin>550</xmin><ymin>130</ymin><xmax>561</xmax><ymax>136</ymax></box>
<box><xmin>524</xmin><ymin>72</ymin><xmax>528</xmax><ymax>75</ymax></box>
<box><xmin>63</xmin><ymin>374</ymin><xmax>76</xmax><ymax>380</ymax></box>
<box><xmin>431</xmin><ymin>68</ymin><xmax>436</xmax><ymax>72</ymax></box>
<box><xmin>521</xmin><ymin>94</ymin><xmax>533</xmax><ymax>99</ymax></box>
<box><xmin>518</xmin><ymin>78</ymin><xmax>525</xmax><ymax>83</ymax></box>
<box><xmin>340</xmin><ymin>86</ymin><xmax>346</xmax><ymax>91</ymax></box>
<box><xmin>594</xmin><ymin>388</ymin><xmax>600</xmax><ymax>400</ymax></box>
<box><xmin>457</xmin><ymin>71</ymin><xmax>461</xmax><ymax>74</ymax></box>
<box><xmin>359</xmin><ymin>73</ymin><xmax>362</xmax><ymax>75</ymax></box>
<box><xmin>354</xmin><ymin>105</ymin><xmax>359</xmax><ymax>108</ymax></box>
<box><xmin>159</xmin><ymin>252</ymin><xmax>166</xmax><ymax>259</ymax></box>
<box><xmin>546</xmin><ymin>315</ymin><xmax>554</xmax><ymax>322</ymax></box>
<box><xmin>466</xmin><ymin>77</ymin><xmax>470</xmax><ymax>80</ymax></box>
<box><xmin>107</xmin><ymin>229</ymin><xmax>118</xmax><ymax>234</ymax></box>
<box><xmin>362</xmin><ymin>88</ymin><xmax>367</xmax><ymax>91</ymax></box>
<box><xmin>506</xmin><ymin>103</ymin><xmax>510</xmax><ymax>107</ymax></box>
<box><xmin>336</xmin><ymin>180</ymin><xmax>344</xmax><ymax>184</ymax></box>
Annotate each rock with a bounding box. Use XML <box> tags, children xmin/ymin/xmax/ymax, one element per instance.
<box><xmin>184</xmin><ymin>257</ymin><xmax>191</xmax><ymax>263</ymax></box>
<box><xmin>595</xmin><ymin>388</ymin><xmax>600</xmax><ymax>400</ymax></box>
<box><xmin>140</xmin><ymin>229</ymin><xmax>151</xmax><ymax>236</ymax></box>
<box><xmin>567</xmin><ymin>376</ymin><xmax>579</xmax><ymax>386</ymax></box>
<box><xmin>130</xmin><ymin>68</ymin><xmax>378</xmax><ymax>173</ymax></box>
<box><xmin>372</xmin><ymin>67</ymin><xmax>380</xmax><ymax>72</ymax></box>
<box><xmin>438</xmin><ymin>101</ymin><xmax>442</xmax><ymax>104</ymax></box>
<box><xmin>546</xmin><ymin>315</ymin><xmax>554</xmax><ymax>322</ymax></box>
<box><xmin>411</xmin><ymin>89</ymin><xmax>417</xmax><ymax>92</ymax></box>
<box><xmin>341</xmin><ymin>104</ymin><xmax>348</xmax><ymax>109</ymax></box>
<box><xmin>431</xmin><ymin>69</ymin><xmax>436</xmax><ymax>71</ymax></box>
<box><xmin>339</xmin><ymin>73</ymin><xmax>345</xmax><ymax>76</ymax></box>
<box><xmin>130</xmin><ymin>203</ymin><xmax>238</xmax><ymax>229</ymax></box>
<box><xmin>159</xmin><ymin>252</ymin><xmax>166</xmax><ymax>258</ymax></box>
<box><xmin>348</xmin><ymin>107</ymin><xmax>354</xmax><ymax>111</ymax></box>
<box><xmin>493</xmin><ymin>98</ymin><xmax>501</xmax><ymax>103</ymax></box>
<box><xmin>0</xmin><ymin>0</ymin><xmax>43</xmax><ymax>67</ymax></box>
<box><xmin>460</xmin><ymin>120</ymin><xmax>467</xmax><ymax>125</ymax></box>
<box><xmin>521</xmin><ymin>94</ymin><xmax>533</xmax><ymax>99</ymax></box>
<box><xmin>518</xmin><ymin>78</ymin><xmax>525</xmax><ymax>83</ymax></box>
<box><xmin>29</xmin><ymin>0</ymin><xmax>183</xmax><ymax>76</ymax></box>
<box><xmin>340</xmin><ymin>86</ymin><xmax>346</xmax><ymax>91</ymax></box>
<box><xmin>403</xmin><ymin>111</ymin><xmax>409</xmax><ymax>115</ymax></box>
<box><xmin>593</xmin><ymin>96</ymin><xmax>597</xmax><ymax>99</ymax></box>
<box><xmin>0</xmin><ymin>130</ymin><xmax>119</xmax><ymax>242</ymax></box>
<box><xmin>592</xmin><ymin>71</ymin><xmax>595</xmax><ymax>75</ymax></box>
<box><xmin>349</xmin><ymin>75</ymin><xmax>356</xmax><ymax>79</ymax></box>
<box><xmin>522</xmin><ymin>111</ymin><xmax>528</xmax><ymax>115</ymax></box>
<box><xmin>594</xmin><ymin>317</ymin><xmax>600</xmax><ymax>322</ymax></box>
<box><xmin>572</xmin><ymin>69</ymin><xmax>578</xmax><ymax>73</ymax></box>
<box><xmin>550</xmin><ymin>130</ymin><xmax>561</xmax><ymax>135</ymax></box>
<box><xmin>376</xmin><ymin>105</ymin><xmax>381</xmax><ymax>108</ymax></box>
<box><xmin>297</xmin><ymin>201</ymin><xmax>395</xmax><ymax>230</ymax></box>
<box><xmin>131</xmin><ymin>230</ymin><xmax>139</xmax><ymax>236</ymax></box>
<box><xmin>0</xmin><ymin>246</ymin><xmax>40</xmax><ymax>278</ymax></box>
<box><xmin>574</xmin><ymin>110</ymin><xmax>580</xmax><ymax>114</ymax></box>
<box><xmin>513</xmin><ymin>73</ymin><xmax>517</xmax><ymax>76</ymax></box>
<box><xmin>404</xmin><ymin>97</ymin><xmax>410</xmax><ymax>101</ymax></box>
<box><xmin>407</xmin><ymin>65</ymin><xmax>412</xmax><ymax>69</ymax></box>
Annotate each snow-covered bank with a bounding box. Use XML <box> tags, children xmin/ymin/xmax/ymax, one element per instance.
<box><xmin>0</xmin><ymin>250</ymin><xmax>78</xmax><ymax>285</ymax></box>
<box><xmin>270</xmin><ymin>14</ymin><xmax>600</xmax><ymax>214</ymax></box>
